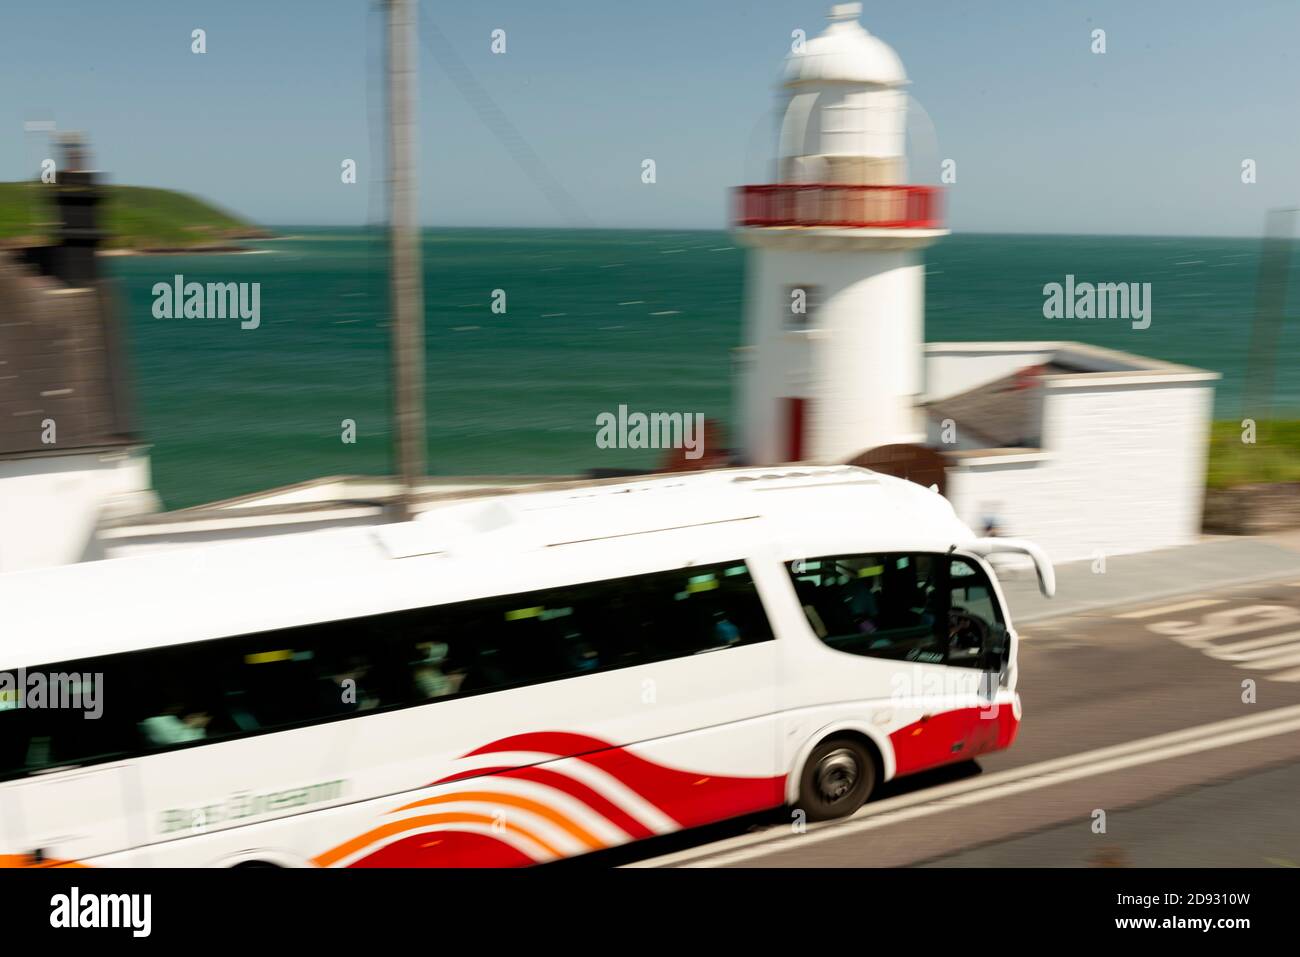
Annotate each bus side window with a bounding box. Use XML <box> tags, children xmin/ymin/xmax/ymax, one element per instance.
<box><xmin>0</xmin><ymin>701</ymin><xmax>35</xmax><ymax>777</ymax></box>
<box><xmin>652</xmin><ymin>564</ymin><xmax>772</xmax><ymax>657</ymax></box>
<box><xmin>1</xmin><ymin>559</ymin><xmax>779</xmax><ymax>778</ymax></box>
<box><xmin>0</xmin><ymin>663</ymin><xmax>132</xmax><ymax>778</ymax></box>
<box><xmin>582</xmin><ymin>588</ymin><xmax>654</xmax><ymax>668</ymax></box>
<box><xmin>785</xmin><ymin>554</ymin><xmax>945</xmax><ymax>663</ymax></box>
<box><xmin>134</xmin><ymin>647</ymin><xmax>228</xmax><ymax>747</ymax></box>
<box><xmin>946</xmin><ymin>557</ymin><xmax>1006</xmax><ymax>669</ymax></box>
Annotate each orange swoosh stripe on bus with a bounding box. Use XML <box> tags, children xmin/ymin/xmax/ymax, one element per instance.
<box><xmin>0</xmin><ymin>854</ymin><xmax>88</xmax><ymax>868</ymax></box>
<box><xmin>312</xmin><ymin>811</ymin><xmax>562</xmax><ymax>867</ymax></box>
<box><xmin>390</xmin><ymin>790</ymin><xmax>606</xmax><ymax>850</ymax></box>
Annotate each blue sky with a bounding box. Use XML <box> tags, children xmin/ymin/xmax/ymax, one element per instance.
<box><xmin>2</xmin><ymin>0</ymin><xmax>1297</xmax><ymax>236</ymax></box>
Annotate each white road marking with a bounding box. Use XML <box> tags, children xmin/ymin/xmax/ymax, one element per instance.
<box><xmin>1117</xmin><ymin>598</ymin><xmax>1225</xmax><ymax>619</ymax></box>
<box><xmin>1206</xmin><ymin>629</ymin><xmax>1300</xmax><ymax>658</ymax></box>
<box><xmin>1240</xmin><ymin>647</ymin><xmax>1300</xmax><ymax>671</ymax></box>
<box><xmin>1148</xmin><ymin>603</ymin><xmax>1300</xmax><ymax>681</ymax></box>
<box><xmin>627</xmin><ymin>703</ymin><xmax>1300</xmax><ymax>868</ymax></box>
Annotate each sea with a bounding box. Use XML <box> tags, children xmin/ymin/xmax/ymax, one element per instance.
<box><xmin>106</xmin><ymin>229</ymin><xmax>1300</xmax><ymax>509</ymax></box>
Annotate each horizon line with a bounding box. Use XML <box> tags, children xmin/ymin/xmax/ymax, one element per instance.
<box><xmin>258</xmin><ymin>224</ymin><xmax>1289</xmax><ymax>242</ymax></box>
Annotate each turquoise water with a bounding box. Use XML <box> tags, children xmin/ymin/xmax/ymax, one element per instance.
<box><xmin>108</xmin><ymin>229</ymin><xmax>1300</xmax><ymax>509</ymax></box>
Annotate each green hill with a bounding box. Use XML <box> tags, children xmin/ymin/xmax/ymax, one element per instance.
<box><xmin>0</xmin><ymin>181</ymin><xmax>269</xmax><ymax>251</ymax></box>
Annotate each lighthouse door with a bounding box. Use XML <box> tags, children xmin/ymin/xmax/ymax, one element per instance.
<box><xmin>783</xmin><ymin>397</ymin><xmax>807</xmax><ymax>461</ymax></box>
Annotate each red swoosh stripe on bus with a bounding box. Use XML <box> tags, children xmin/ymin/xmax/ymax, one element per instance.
<box><xmin>456</xmin><ymin>731</ymin><xmax>785</xmax><ymax>828</ymax></box>
<box><xmin>349</xmin><ymin>830</ymin><xmax>536</xmax><ymax>868</ymax></box>
<box><xmin>331</xmin><ymin>711</ymin><xmax>1015</xmax><ymax>868</ymax></box>
<box><xmin>319</xmin><ymin>732</ymin><xmax>786</xmax><ymax>867</ymax></box>
<box><xmin>430</xmin><ymin>765</ymin><xmax>516</xmax><ymax>786</ymax></box>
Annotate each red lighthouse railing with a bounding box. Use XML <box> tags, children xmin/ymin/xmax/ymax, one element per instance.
<box><xmin>734</xmin><ymin>184</ymin><xmax>943</xmax><ymax>229</ymax></box>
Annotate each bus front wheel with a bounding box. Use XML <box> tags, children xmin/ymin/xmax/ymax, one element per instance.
<box><xmin>795</xmin><ymin>737</ymin><xmax>876</xmax><ymax>822</ymax></box>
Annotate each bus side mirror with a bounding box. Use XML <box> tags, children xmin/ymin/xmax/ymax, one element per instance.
<box><xmin>966</xmin><ymin>538</ymin><xmax>1056</xmax><ymax>598</ymax></box>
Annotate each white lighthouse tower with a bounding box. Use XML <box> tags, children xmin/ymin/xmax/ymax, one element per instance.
<box><xmin>736</xmin><ymin>3</ymin><xmax>948</xmax><ymax>465</ymax></box>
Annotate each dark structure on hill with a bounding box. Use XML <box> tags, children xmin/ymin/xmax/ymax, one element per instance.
<box><xmin>0</xmin><ymin>134</ymin><xmax>138</xmax><ymax>458</ymax></box>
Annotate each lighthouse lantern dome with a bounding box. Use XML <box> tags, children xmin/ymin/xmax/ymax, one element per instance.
<box><xmin>779</xmin><ymin>3</ymin><xmax>910</xmax><ymax>185</ymax></box>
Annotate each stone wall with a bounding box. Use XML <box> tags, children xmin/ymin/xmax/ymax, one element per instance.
<box><xmin>1203</xmin><ymin>483</ymin><xmax>1300</xmax><ymax>534</ymax></box>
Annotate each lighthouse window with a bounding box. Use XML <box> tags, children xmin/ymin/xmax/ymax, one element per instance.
<box><xmin>786</xmin><ymin>285</ymin><xmax>819</xmax><ymax>329</ymax></box>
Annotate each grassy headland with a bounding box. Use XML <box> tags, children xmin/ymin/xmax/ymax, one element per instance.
<box><xmin>0</xmin><ymin>181</ymin><xmax>269</xmax><ymax>251</ymax></box>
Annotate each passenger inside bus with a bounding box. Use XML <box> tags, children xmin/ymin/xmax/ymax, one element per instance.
<box><xmin>140</xmin><ymin>701</ymin><xmax>212</xmax><ymax>746</ymax></box>
<box><xmin>410</xmin><ymin>639</ymin><xmax>458</xmax><ymax>699</ymax></box>
<box><xmin>711</xmin><ymin>609</ymin><xmax>741</xmax><ymax>645</ymax></box>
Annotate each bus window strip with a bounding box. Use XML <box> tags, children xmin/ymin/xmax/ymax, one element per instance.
<box><xmin>0</xmin><ymin>559</ymin><xmax>774</xmax><ymax>781</ymax></box>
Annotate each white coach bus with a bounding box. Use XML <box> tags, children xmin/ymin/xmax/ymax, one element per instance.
<box><xmin>0</xmin><ymin>466</ymin><xmax>1052</xmax><ymax>868</ymax></box>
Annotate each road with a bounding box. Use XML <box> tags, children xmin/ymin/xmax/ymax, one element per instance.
<box><xmin>607</xmin><ymin>576</ymin><xmax>1300</xmax><ymax>867</ymax></box>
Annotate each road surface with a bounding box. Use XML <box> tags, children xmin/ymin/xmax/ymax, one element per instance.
<box><xmin>599</xmin><ymin>576</ymin><xmax>1300</xmax><ymax>868</ymax></box>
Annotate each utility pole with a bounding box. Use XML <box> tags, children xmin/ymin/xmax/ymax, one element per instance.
<box><xmin>1244</xmin><ymin>208</ymin><xmax>1297</xmax><ymax>423</ymax></box>
<box><xmin>387</xmin><ymin>0</ymin><xmax>426</xmax><ymax>520</ymax></box>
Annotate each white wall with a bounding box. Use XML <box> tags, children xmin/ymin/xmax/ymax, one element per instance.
<box><xmin>0</xmin><ymin>449</ymin><xmax>157</xmax><ymax>572</ymax></box>
<box><xmin>945</xmin><ymin>381</ymin><xmax>1217</xmax><ymax>563</ymax></box>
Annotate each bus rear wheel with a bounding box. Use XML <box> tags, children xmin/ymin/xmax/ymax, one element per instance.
<box><xmin>796</xmin><ymin>738</ymin><xmax>876</xmax><ymax>822</ymax></box>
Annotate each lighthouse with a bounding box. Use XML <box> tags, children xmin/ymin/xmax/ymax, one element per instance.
<box><xmin>735</xmin><ymin>3</ymin><xmax>947</xmax><ymax>465</ymax></box>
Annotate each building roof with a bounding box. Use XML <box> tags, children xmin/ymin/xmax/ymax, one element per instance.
<box><xmin>925</xmin><ymin>362</ymin><xmax>1078</xmax><ymax>448</ymax></box>
<box><xmin>923</xmin><ymin>342</ymin><xmax>1223</xmax><ymax>451</ymax></box>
